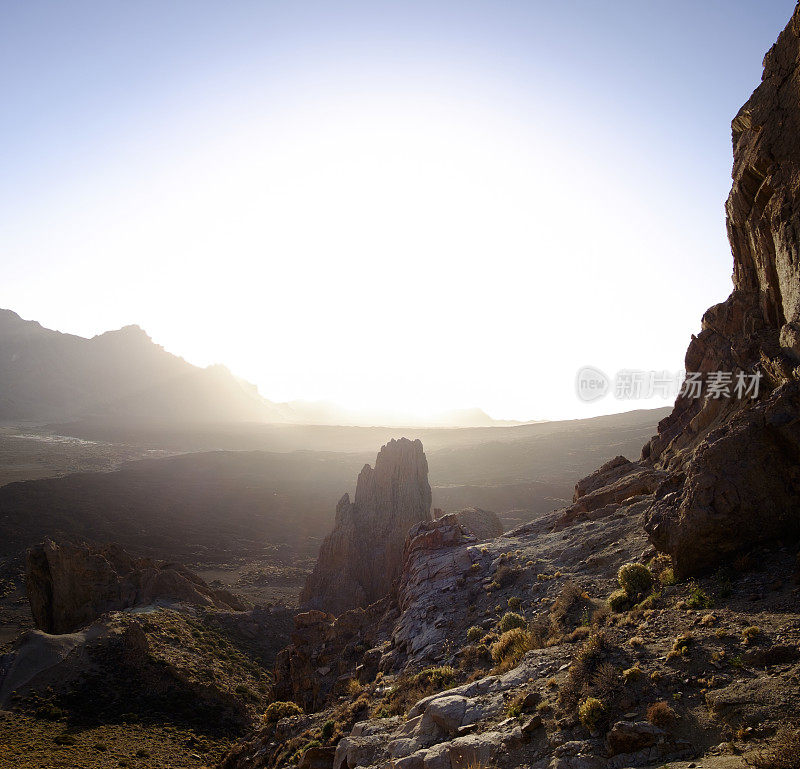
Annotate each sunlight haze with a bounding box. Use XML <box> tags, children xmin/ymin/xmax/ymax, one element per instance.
<box><xmin>2</xmin><ymin>0</ymin><xmax>795</xmax><ymax>422</ymax></box>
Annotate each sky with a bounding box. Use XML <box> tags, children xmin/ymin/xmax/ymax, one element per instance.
<box><xmin>1</xmin><ymin>0</ymin><xmax>796</xmax><ymax>422</ymax></box>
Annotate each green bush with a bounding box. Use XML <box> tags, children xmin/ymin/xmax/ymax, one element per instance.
<box><xmin>320</xmin><ymin>720</ymin><xmax>335</xmax><ymax>742</ymax></box>
<box><xmin>622</xmin><ymin>665</ymin><xmax>642</xmax><ymax>683</ymax></box>
<box><xmin>410</xmin><ymin>666</ymin><xmax>456</xmax><ymax>690</ymax></box>
<box><xmin>617</xmin><ymin>563</ymin><xmax>654</xmax><ymax>600</ymax></box>
<box><xmin>499</xmin><ymin>611</ymin><xmax>527</xmax><ymax>632</ymax></box>
<box><xmin>578</xmin><ymin>696</ymin><xmax>606</xmax><ymax>730</ymax></box>
<box><xmin>491</xmin><ymin>628</ymin><xmax>535</xmax><ymax>671</ymax></box>
<box><xmin>263</xmin><ymin>701</ymin><xmax>303</xmax><ymax>723</ymax></box>
<box><xmin>659</xmin><ymin>567</ymin><xmax>676</xmax><ymax>586</ymax></box>
<box><xmin>742</xmin><ymin>625</ymin><xmax>761</xmax><ymax>645</ymax></box>
<box><xmin>466</xmin><ymin>625</ymin><xmax>484</xmax><ymax>642</ymax></box>
<box><xmin>608</xmin><ymin>589</ymin><xmax>630</xmax><ymax>612</ymax></box>
<box><xmin>507</xmin><ymin>596</ymin><xmax>522</xmax><ymax>611</ymax></box>
<box><xmin>686</xmin><ymin>582</ymin><xmax>712</xmax><ymax>609</ymax></box>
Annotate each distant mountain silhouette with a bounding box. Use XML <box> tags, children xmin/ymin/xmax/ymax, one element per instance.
<box><xmin>0</xmin><ymin>309</ymin><xmax>519</xmax><ymax>427</ymax></box>
<box><xmin>0</xmin><ymin>309</ymin><xmax>289</xmax><ymax>424</ymax></box>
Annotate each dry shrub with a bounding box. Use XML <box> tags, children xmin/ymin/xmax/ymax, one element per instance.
<box><xmin>591</xmin><ymin>662</ymin><xmax>622</xmax><ymax>706</ymax></box>
<box><xmin>591</xmin><ymin>603</ymin><xmax>611</xmax><ymax>626</ymax></box>
<box><xmin>560</xmin><ymin>631</ymin><xmax>609</xmax><ymax>708</ymax></box>
<box><xmin>460</xmin><ymin>643</ymin><xmax>491</xmax><ymax>669</ymax></box>
<box><xmin>550</xmin><ymin>580</ymin><xmax>585</xmax><ymax>628</ymax></box>
<box><xmin>578</xmin><ymin>696</ymin><xmax>606</xmax><ymax>731</ymax></box>
<box><xmin>376</xmin><ymin>666</ymin><xmax>456</xmax><ymax>717</ymax></box>
<box><xmin>733</xmin><ymin>552</ymin><xmax>756</xmax><ymax>573</ymax></box>
<box><xmin>752</xmin><ymin>726</ymin><xmax>800</xmax><ymax>769</ymax></box>
<box><xmin>494</xmin><ymin>563</ymin><xmax>521</xmax><ymax>588</ymax></box>
<box><xmin>648</xmin><ymin>553</ymin><xmax>673</xmax><ymax>580</ymax></box>
<box><xmin>491</xmin><ymin>628</ymin><xmax>537</xmax><ymax>672</ymax></box>
<box><xmin>646</xmin><ymin>700</ymin><xmax>676</xmax><ymax>728</ymax></box>
<box><xmin>263</xmin><ymin>700</ymin><xmax>303</xmax><ymax>722</ymax></box>
<box><xmin>529</xmin><ymin>614</ymin><xmax>552</xmax><ymax>647</ymax></box>
<box><xmin>561</xmin><ymin>626</ymin><xmax>591</xmax><ymax>644</ymax></box>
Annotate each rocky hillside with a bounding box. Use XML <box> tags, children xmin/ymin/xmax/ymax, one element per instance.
<box><xmin>0</xmin><ymin>308</ymin><xmax>289</xmax><ymax>424</ymax></box>
<box><xmin>0</xmin><ymin>541</ymin><xmax>294</xmax><ymax>768</ymax></box>
<box><xmin>218</xmin><ymin>7</ymin><xmax>800</xmax><ymax>769</ymax></box>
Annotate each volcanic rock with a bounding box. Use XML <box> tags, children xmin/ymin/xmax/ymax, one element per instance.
<box><xmin>442</xmin><ymin>507</ymin><xmax>504</xmax><ymax>540</ymax></box>
<box><xmin>26</xmin><ymin>539</ymin><xmax>245</xmax><ymax>634</ymax></box>
<box><xmin>642</xmin><ymin>6</ymin><xmax>800</xmax><ymax>575</ymax></box>
<box><xmin>300</xmin><ymin>438</ymin><xmax>432</xmax><ymax>615</ymax></box>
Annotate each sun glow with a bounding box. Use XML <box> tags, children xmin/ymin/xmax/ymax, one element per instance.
<box><xmin>1</xmin><ymin>2</ymin><xmax>743</xmax><ymax>422</ymax></box>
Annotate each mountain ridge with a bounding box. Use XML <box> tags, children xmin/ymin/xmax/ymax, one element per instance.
<box><xmin>0</xmin><ymin>308</ymin><xmax>535</xmax><ymax>428</ymax></box>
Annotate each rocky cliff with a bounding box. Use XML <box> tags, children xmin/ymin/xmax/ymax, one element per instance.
<box><xmin>26</xmin><ymin>539</ymin><xmax>245</xmax><ymax>634</ymax></box>
<box><xmin>300</xmin><ymin>438</ymin><xmax>432</xmax><ymax>615</ymax></box>
<box><xmin>641</xmin><ymin>6</ymin><xmax>800</xmax><ymax>576</ymax></box>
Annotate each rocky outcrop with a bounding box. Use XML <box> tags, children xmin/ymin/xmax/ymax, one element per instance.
<box><xmin>26</xmin><ymin>539</ymin><xmax>245</xmax><ymax>634</ymax></box>
<box><xmin>391</xmin><ymin>515</ymin><xmax>479</xmax><ymax>666</ymax></box>
<box><xmin>300</xmin><ymin>438</ymin><xmax>432</xmax><ymax>615</ymax></box>
<box><xmin>555</xmin><ymin>458</ymin><xmax>666</xmax><ymax>530</ymax></box>
<box><xmin>271</xmin><ymin>601</ymin><xmax>395</xmax><ymax>711</ymax></box>
<box><xmin>642</xmin><ymin>6</ymin><xmax>800</xmax><ymax>575</ymax></box>
<box><xmin>439</xmin><ymin>507</ymin><xmax>504</xmax><ymax>540</ymax></box>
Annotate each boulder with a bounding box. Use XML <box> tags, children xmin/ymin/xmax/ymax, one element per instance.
<box><xmin>426</xmin><ymin>695</ymin><xmax>468</xmax><ymax>735</ymax></box>
<box><xmin>298</xmin><ymin>746</ymin><xmax>336</xmax><ymax>769</ymax></box>
<box><xmin>558</xmin><ymin>463</ymin><xmax>666</xmax><ymax>529</ymax></box>
<box><xmin>333</xmin><ymin>734</ymin><xmax>386</xmax><ymax>769</ymax></box>
<box><xmin>442</xmin><ymin>507</ymin><xmax>503</xmax><ymax>540</ymax></box>
<box><xmin>573</xmin><ymin>456</ymin><xmax>635</xmax><ymax>501</ymax></box>
<box><xmin>605</xmin><ymin>721</ymin><xmax>663</xmax><ymax>756</ymax></box>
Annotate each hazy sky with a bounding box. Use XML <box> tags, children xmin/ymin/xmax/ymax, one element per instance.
<box><xmin>1</xmin><ymin>1</ymin><xmax>795</xmax><ymax>421</ymax></box>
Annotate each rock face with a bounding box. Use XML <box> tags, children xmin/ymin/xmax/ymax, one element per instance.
<box><xmin>300</xmin><ymin>438</ymin><xmax>432</xmax><ymax>615</ymax></box>
<box><xmin>392</xmin><ymin>515</ymin><xmax>478</xmax><ymax>665</ymax></box>
<box><xmin>26</xmin><ymin>539</ymin><xmax>245</xmax><ymax>634</ymax></box>
<box><xmin>556</xmin><ymin>457</ymin><xmax>666</xmax><ymax>530</ymax></box>
<box><xmin>440</xmin><ymin>507</ymin><xmax>504</xmax><ymax>541</ymax></box>
<box><xmin>271</xmin><ymin>601</ymin><xmax>394</xmax><ymax>711</ymax></box>
<box><xmin>642</xmin><ymin>7</ymin><xmax>800</xmax><ymax>576</ymax></box>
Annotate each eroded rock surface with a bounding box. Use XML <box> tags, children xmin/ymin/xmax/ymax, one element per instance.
<box><xmin>272</xmin><ymin>601</ymin><xmax>396</xmax><ymax>711</ymax></box>
<box><xmin>300</xmin><ymin>438</ymin><xmax>432</xmax><ymax>615</ymax></box>
<box><xmin>641</xmin><ymin>6</ymin><xmax>800</xmax><ymax>575</ymax></box>
<box><xmin>26</xmin><ymin>539</ymin><xmax>244</xmax><ymax>634</ymax></box>
<box><xmin>444</xmin><ymin>507</ymin><xmax>504</xmax><ymax>540</ymax></box>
